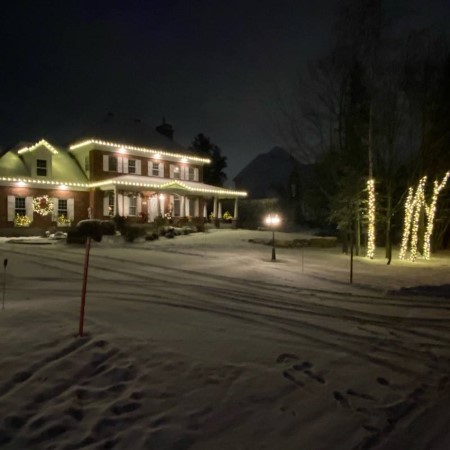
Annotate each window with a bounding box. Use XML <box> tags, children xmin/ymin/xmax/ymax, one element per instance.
<box><xmin>84</xmin><ymin>156</ymin><xmax>89</xmax><ymax>171</ymax></box>
<box><xmin>108</xmin><ymin>193</ymin><xmax>115</xmax><ymax>216</ymax></box>
<box><xmin>15</xmin><ymin>197</ymin><xmax>26</xmax><ymax>216</ymax></box>
<box><xmin>173</xmin><ymin>166</ymin><xmax>180</xmax><ymax>179</ymax></box>
<box><xmin>37</xmin><ymin>159</ymin><xmax>47</xmax><ymax>176</ymax></box>
<box><xmin>129</xmin><ymin>196</ymin><xmax>137</xmax><ymax>216</ymax></box>
<box><xmin>173</xmin><ymin>196</ymin><xmax>181</xmax><ymax>216</ymax></box>
<box><xmin>152</xmin><ymin>162</ymin><xmax>160</xmax><ymax>177</ymax></box>
<box><xmin>188</xmin><ymin>167</ymin><xmax>195</xmax><ymax>181</ymax></box>
<box><xmin>58</xmin><ymin>199</ymin><xmax>68</xmax><ymax>217</ymax></box>
<box><xmin>128</xmin><ymin>159</ymin><xmax>136</xmax><ymax>174</ymax></box>
<box><xmin>109</xmin><ymin>156</ymin><xmax>118</xmax><ymax>172</ymax></box>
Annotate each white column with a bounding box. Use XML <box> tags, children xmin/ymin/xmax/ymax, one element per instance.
<box><xmin>180</xmin><ymin>196</ymin><xmax>185</xmax><ymax>217</ymax></box>
<box><xmin>234</xmin><ymin>197</ymin><xmax>239</xmax><ymax>219</ymax></box>
<box><xmin>114</xmin><ymin>185</ymin><xmax>118</xmax><ymax>216</ymax></box>
<box><xmin>218</xmin><ymin>201</ymin><xmax>222</xmax><ymax>219</ymax></box>
<box><xmin>159</xmin><ymin>194</ymin><xmax>165</xmax><ymax>216</ymax></box>
<box><xmin>203</xmin><ymin>202</ymin><xmax>207</xmax><ymax>218</ymax></box>
<box><xmin>213</xmin><ymin>197</ymin><xmax>218</xmax><ymax>218</ymax></box>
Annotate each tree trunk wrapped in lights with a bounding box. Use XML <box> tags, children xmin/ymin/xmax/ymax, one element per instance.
<box><xmin>366</xmin><ymin>178</ymin><xmax>376</xmax><ymax>259</ymax></box>
<box><xmin>399</xmin><ymin>176</ymin><xmax>427</xmax><ymax>261</ymax></box>
<box><xmin>423</xmin><ymin>172</ymin><xmax>450</xmax><ymax>260</ymax></box>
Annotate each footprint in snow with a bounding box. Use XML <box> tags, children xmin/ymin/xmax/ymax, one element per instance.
<box><xmin>333</xmin><ymin>391</ymin><xmax>350</xmax><ymax>408</ymax></box>
<box><xmin>276</xmin><ymin>353</ymin><xmax>299</xmax><ymax>364</ymax></box>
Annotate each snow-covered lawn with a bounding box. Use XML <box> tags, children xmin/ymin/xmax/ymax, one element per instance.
<box><xmin>1</xmin><ymin>229</ymin><xmax>450</xmax><ymax>449</ymax></box>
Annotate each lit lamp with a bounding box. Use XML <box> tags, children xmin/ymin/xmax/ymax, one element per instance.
<box><xmin>265</xmin><ymin>214</ymin><xmax>281</xmax><ymax>261</ymax></box>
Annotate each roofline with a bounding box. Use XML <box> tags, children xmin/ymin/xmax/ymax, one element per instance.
<box><xmin>17</xmin><ymin>139</ymin><xmax>59</xmax><ymax>155</ymax></box>
<box><xmin>69</xmin><ymin>139</ymin><xmax>211</xmax><ymax>164</ymax></box>
<box><xmin>0</xmin><ymin>176</ymin><xmax>247</xmax><ymax>197</ymax></box>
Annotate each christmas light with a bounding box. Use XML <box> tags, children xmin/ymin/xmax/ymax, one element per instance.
<box><xmin>366</xmin><ymin>178</ymin><xmax>376</xmax><ymax>259</ymax></box>
<box><xmin>70</xmin><ymin>139</ymin><xmax>211</xmax><ymax>164</ymax></box>
<box><xmin>423</xmin><ymin>172</ymin><xmax>449</xmax><ymax>260</ymax></box>
<box><xmin>17</xmin><ymin>139</ymin><xmax>59</xmax><ymax>155</ymax></box>
<box><xmin>399</xmin><ymin>176</ymin><xmax>427</xmax><ymax>262</ymax></box>
<box><xmin>399</xmin><ymin>187</ymin><xmax>414</xmax><ymax>260</ymax></box>
<box><xmin>409</xmin><ymin>176</ymin><xmax>426</xmax><ymax>262</ymax></box>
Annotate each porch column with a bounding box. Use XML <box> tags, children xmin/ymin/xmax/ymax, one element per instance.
<box><xmin>203</xmin><ymin>201</ymin><xmax>207</xmax><ymax>218</ymax></box>
<box><xmin>234</xmin><ymin>197</ymin><xmax>239</xmax><ymax>219</ymax></box>
<box><xmin>180</xmin><ymin>196</ymin><xmax>185</xmax><ymax>217</ymax></box>
<box><xmin>159</xmin><ymin>194</ymin><xmax>165</xmax><ymax>216</ymax></box>
<box><xmin>213</xmin><ymin>197</ymin><xmax>218</xmax><ymax>218</ymax></box>
<box><xmin>217</xmin><ymin>201</ymin><xmax>222</xmax><ymax>219</ymax></box>
<box><xmin>114</xmin><ymin>185</ymin><xmax>119</xmax><ymax>216</ymax></box>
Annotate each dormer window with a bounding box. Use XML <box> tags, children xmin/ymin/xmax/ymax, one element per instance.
<box><xmin>37</xmin><ymin>159</ymin><xmax>47</xmax><ymax>176</ymax></box>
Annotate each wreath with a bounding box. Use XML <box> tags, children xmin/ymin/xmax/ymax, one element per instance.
<box><xmin>32</xmin><ymin>195</ymin><xmax>54</xmax><ymax>216</ymax></box>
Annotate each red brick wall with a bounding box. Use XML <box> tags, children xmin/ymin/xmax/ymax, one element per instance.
<box><xmin>0</xmin><ymin>186</ymin><xmax>89</xmax><ymax>229</ymax></box>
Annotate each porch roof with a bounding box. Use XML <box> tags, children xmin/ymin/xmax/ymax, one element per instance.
<box><xmin>91</xmin><ymin>175</ymin><xmax>247</xmax><ymax>199</ymax></box>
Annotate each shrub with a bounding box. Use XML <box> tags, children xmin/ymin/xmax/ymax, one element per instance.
<box><xmin>66</xmin><ymin>228</ymin><xmax>87</xmax><ymax>244</ymax></box>
<box><xmin>123</xmin><ymin>225</ymin><xmax>145</xmax><ymax>242</ymax></box>
<box><xmin>77</xmin><ymin>219</ymin><xmax>103</xmax><ymax>242</ymax></box>
<box><xmin>113</xmin><ymin>215</ymin><xmax>127</xmax><ymax>234</ymax></box>
<box><xmin>191</xmin><ymin>217</ymin><xmax>205</xmax><ymax>232</ymax></box>
<box><xmin>100</xmin><ymin>220</ymin><xmax>116</xmax><ymax>235</ymax></box>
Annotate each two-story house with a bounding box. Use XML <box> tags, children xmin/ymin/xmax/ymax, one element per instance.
<box><xmin>0</xmin><ymin>128</ymin><xmax>246</xmax><ymax>232</ymax></box>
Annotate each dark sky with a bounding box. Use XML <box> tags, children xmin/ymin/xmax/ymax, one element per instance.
<box><xmin>1</xmin><ymin>0</ymin><xmax>448</xmax><ymax>184</ymax></box>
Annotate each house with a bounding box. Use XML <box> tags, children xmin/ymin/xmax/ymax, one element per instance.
<box><xmin>233</xmin><ymin>146</ymin><xmax>307</xmax><ymax>199</ymax></box>
<box><xmin>0</xmin><ymin>119</ymin><xmax>246</xmax><ymax>233</ymax></box>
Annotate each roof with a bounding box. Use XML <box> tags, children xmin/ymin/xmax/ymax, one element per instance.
<box><xmin>92</xmin><ymin>175</ymin><xmax>247</xmax><ymax>198</ymax></box>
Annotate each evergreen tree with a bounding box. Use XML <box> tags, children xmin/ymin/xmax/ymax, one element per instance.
<box><xmin>190</xmin><ymin>134</ymin><xmax>227</xmax><ymax>186</ymax></box>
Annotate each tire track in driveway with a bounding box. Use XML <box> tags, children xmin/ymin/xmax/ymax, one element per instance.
<box><xmin>5</xmin><ymin>245</ymin><xmax>450</xmax><ymax>376</ymax></box>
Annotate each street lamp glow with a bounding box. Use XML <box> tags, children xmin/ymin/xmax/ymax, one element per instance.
<box><xmin>264</xmin><ymin>214</ymin><xmax>281</xmax><ymax>261</ymax></box>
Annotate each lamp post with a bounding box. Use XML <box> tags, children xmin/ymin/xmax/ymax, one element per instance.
<box><xmin>265</xmin><ymin>214</ymin><xmax>281</xmax><ymax>261</ymax></box>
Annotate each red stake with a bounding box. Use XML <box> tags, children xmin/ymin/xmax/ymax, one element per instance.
<box><xmin>78</xmin><ymin>237</ymin><xmax>92</xmax><ymax>337</ymax></box>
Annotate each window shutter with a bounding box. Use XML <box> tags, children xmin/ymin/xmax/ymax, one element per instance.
<box><xmin>194</xmin><ymin>168</ymin><xmax>199</xmax><ymax>181</ymax></box>
<box><xmin>52</xmin><ymin>198</ymin><xmax>58</xmax><ymax>221</ymax></box>
<box><xmin>103</xmin><ymin>196</ymin><xmax>109</xmax><ymax>216</ymax></box>
<box><xmin>159</xmin><ymin>163</ymin><xmax>164</xmax><ymax>177</ymax></box>
<box><xmin>67</xmin><ymin>198</ymin><xmax>75</xmax><ymax>220</ymax></box>
<box><xmin>117</xmin><ymin>157</ymin><xmax>123</xmax><ymax>173</ymax></box>
<box><xmin>136</xmin><ymin>160</ymin><xmax>141</xmax><ymax>175</ymax></box>
<box><xmin>7</xmin><ymin>196</ymin><xmax>15</xmax><ymax>221</ymax></box>
<box><xmin>170</xmin><ymin>164</ymin><xmax>175</xmax><ymax>178</ymax></box>
<box><xmin>123</xmin><ymin>158</ymin><xmax>129</xmax><ymax>174</ymax></box>
<box><xmin>148</xmin><ymin>161</ymin><xmax>152</xmax><ymax>177</ymax></box>
<box><xmin>25</xmin><ymin>196</ymin><xmax>33</xmax><ymax>221</ymax></box>
<box><xmin>124</xmin><ymin>196</ymin><xmax>130</xmax><ymax>216</ymax></box>
<box><xmin>103</xmin><ymin>155</ymin><xmax>109</xmax><ymax>171</ymax></box>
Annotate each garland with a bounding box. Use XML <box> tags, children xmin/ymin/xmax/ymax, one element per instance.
<box><xmin>33</xmin><ymin>195</ymin><xmax>54</xmax><ymax>216</ymax></box>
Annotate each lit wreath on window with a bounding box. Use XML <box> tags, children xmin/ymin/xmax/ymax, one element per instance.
<box><xmin>32</xmin><ymin>195</ymin><xmax>54</xmax><ymax>216</ymax></box>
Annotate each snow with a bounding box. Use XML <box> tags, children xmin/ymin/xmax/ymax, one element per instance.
<box><xmin>1</xmin><ymin>228</ymin><xmax>450</xmax><ymax>449</ymax></box>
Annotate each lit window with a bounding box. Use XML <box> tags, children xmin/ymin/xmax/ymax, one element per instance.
<box><xmin>152</xmin><ymin>162</ymin><xmax>160</xmax><ymax>176</ymax></box>
<box><xmin>188</xmin><ymin>167</ymin><xmax>195</xmax><ymax>181</ymax></box>
<box><xmin>58</xmin><ymin>199</ymin><xmax>68</xmax><ymax>217</ymax></box>
<box><xmin>15</xmin><ymin>197</ymin><xmax>26</xmax><ymax>216</ymax></box>
<box><xmin>129</xmin><ymin>196</ymin><xmax>137</xmax><ymax>216</ymax></box>
<box><xmin>109</xmin><ymin>156</ymin><xmax>118</xmax><ymax>172</ymax></box>
<box><xmin>37</xmin><ymin>159</ymin><xmax>47</xmax><ymax>176</ymax></box>
<box><xmin>128</xmin><ymin>159</ymin><xmax>136</xmax><ymax>174</ymax></box>
<box><xmin>173</xmin><ymin>166</ymin><xmax>180</xmax><ymax>179</ymax></box>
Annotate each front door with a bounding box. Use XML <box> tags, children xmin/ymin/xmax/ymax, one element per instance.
<box><xmin>148</xmin><ymin>195</ymin><xmax>159</xmax><ymax>221</ymax></box>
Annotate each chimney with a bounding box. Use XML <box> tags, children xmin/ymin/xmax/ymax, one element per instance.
<box><xmin>156</xmin><ymin>117</ymin><xmax>174</xmax><ymax>140</ymax></box>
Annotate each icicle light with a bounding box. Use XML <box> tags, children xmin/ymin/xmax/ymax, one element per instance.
<box><xmin>423</xmin><ymin>172</ymin><xmax>450</xmax><ymax>260</ymax></box>
<box><xmin>366</xmin><ymin>178</ymin><xmax>376</xmax><ymax>259</ymax></box>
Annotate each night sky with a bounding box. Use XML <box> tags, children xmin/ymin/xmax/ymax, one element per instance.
<box><xmin>1</xmin><ymin>0</ymin><xmax>448</xmax><ymax>184</ymax></box>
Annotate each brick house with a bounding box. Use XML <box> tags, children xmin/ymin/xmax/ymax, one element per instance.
<box><xmin>0</xmin><ymin>133</ymin><xmax>246</xmax><ymax>233</ymax></box>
